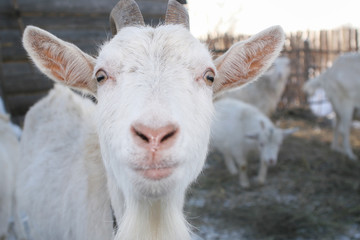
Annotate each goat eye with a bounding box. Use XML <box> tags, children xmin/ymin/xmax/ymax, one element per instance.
<box><xmin>95</xmin><ymin>70</ymin><xmax>108</xmax><ymax>83</ymax></box>
<box><xmin>203</xmin><ymin>69</ymin><xmax>215</xmax><ymax>86</ymax></box>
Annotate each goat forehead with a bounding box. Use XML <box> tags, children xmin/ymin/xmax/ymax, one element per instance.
<box><xmin>97</xmin><ymin>25</ymin><xmax>213</xmax><ymax>74</ymax></box>
<box><xmin>263</xmin><ymin>127</ymin><xmax>279</xmax><ymax>141</ymax></box>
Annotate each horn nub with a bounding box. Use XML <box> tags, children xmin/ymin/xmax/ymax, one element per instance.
<box><xmin>165</xmin><ymin>0</ymin><xmax>190</xmax><ymax>30</ymax></box>
<box><xmin>110</xmin><ymin>0</ymin><xmax>145</xmax><ymax>35</ymax></box>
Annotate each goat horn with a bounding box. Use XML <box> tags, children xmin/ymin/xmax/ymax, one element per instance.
<box><xmin>109</xmin><ymin>0</ymin><xmax>145</xmax><ymax>35</ymax></box>
<box><xmin>165</xmin><ymin>0</ymin><xmax>189</xmax><ymax>30</ymax></box>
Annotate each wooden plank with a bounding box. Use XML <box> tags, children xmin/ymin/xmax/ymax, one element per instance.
<box><xmin>1</xmin><ymin>11</ymin><xmax>164</xmax><ymax>29</ymax></box>
<box><xmin>1</xmin><ymin>43</ymin><xmax>99</xmax><ymax>62</ymax></box>
<box><xmin>0</xmin><ymin>27</ymin><xmax>103</xmax><ymax>62</ymax></box>
<box><xmin>21</xmin><ymin>14</ymin><xmax>110</xmax><ymax>30</ymax></box>
<box><xmin>2</xmin><ymin>73</ymin><xmax>53</xmax><ymax>94</ymax></box>
<box><xmin>1</xmin><ymin>28</ymin><xmax>107</xmax><ymax>45</ymax></box>
<box><xmin>0</xmin><ymin>44</ymin><xmax>4</xmax><ymax>99</ymax></box>
<box><xmin>15</xmin><ymin>0</ymin><xmax>168</xmax><ymax>15</ymax></box>
<box><xmin>0</xmin><ymin>29</ymin><xmax>24</xmax><ymax>61</ymax></box>
<box><xmin>48</xmin><ymin>29</ymin><xmax>108</xmax><ymax>43</ymax></box>
<box><xmin>0</xmin><ymin>47</ymin><xmax>27</xmax><ymax>62</ymax></box>
<box><xmin>0</xmin><ymin>29</ymin><xmax>22</xmax><ymax>43</ymax></box>
<box><xmin>2</xmin><ymin>0</ymin><xmax>168</xmax><ymax>30</ymax></box>
<box><xmin>22</xmin><ymin>11</ymin><xmax>163</xmax><ymax>27</ymax></box>
<box><xmin>0</xmin><ymin>14</ymin><xmax>20</xmax><ymax>29</ymax></box>
<box><xmin>2</xmin><ymin>62</ymin><xmax>34</xmax><ymax>77</ymax></box>
<box><xmin>7</xmin><ymin>92</ymin><xmax>48</xmax><ymax>116</ymax></box>
<box><xmin>356</xmin><ymin>29</ymin><xmax>359</xmax><ymax>51</ymax></box>
<box><xmin>16</xmin><ymin>0</ymin><xmax>114</xmax><ymax>14</ymax></box>
<box><xmin>0</xmin><ymin>0</ymin><xmax>12</xmax><ymax>13</ymax></box>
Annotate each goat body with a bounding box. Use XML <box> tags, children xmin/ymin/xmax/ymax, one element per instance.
<box><xmin>211</xmin><ymin>98</ymin><xmax>297</xmax><ymax>188</ymax></box>
<box><xmin>303</xmin><ymin>52</ymin><xmax>360</xmax><ymax>160</ymax></box>
<box><xmin>17</xmin><ymin>85</ymin><xmax>112</xmax><ymax>240</ymax></box>
<box><xmin>0</xmin><ymin>113</ymin><xmax>26</xmax><ymax>240</ymax></box>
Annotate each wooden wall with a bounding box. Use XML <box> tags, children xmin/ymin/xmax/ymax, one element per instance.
<box><xmin>0</xmin><ymin>0</ymin><xmax>184</xmax><ymax>125</ymax></box>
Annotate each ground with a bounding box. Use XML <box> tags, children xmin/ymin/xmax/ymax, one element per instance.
<box><xmin>185</xmin><ymin>108</ymin><xmax>360</xmax><ymax>240</ymax></box>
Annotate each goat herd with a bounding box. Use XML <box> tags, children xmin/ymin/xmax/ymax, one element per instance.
<box><xmin>0</xmin><ymin>0</ymin><xmax>359</xmax><ymax>239</ymax></box>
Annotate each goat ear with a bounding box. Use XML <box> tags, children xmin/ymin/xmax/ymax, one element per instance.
<box><xmin>22</xmin><ymin>26</ymin><xmax>97</xmax><ymax>94</ymax></box>
<box><xmin>282</xmin><ymin>127</ymin><xmax>299</xmax><ymax>137</ymax></box>
<box><xmin>213</xmin><ymin>26</ymin><xmax>285</xmax><ymax>98</ymax></box>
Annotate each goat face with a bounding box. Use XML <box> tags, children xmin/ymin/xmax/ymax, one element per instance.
<box><xmin>22</xmin><ymin>0</ymin><xmax>285</xmax><ymax>199</ymax></box>
<box><xmin>255</xmin><ymin>125</ymin><xmax>298</xmax><ymax>166</ymax></box>
<box><xmin>257</xmin><ymin>127</ymin><xmax>284</xmax><ymax>166</ymax></box>
<box><xmin>95</xmin><ymin>26</ymin><xmax>214</xmax><ymax>197</ymax></box>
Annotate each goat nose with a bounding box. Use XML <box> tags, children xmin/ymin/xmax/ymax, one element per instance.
<box><xmin>131</xmin><ymin>123</ymin><xmax>179</xmax><ymax>151</ymax></box>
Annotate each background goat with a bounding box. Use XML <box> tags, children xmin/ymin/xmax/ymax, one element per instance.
<box><xmin>0</xmin><ymin>112</ymin><xmax>26</xmax><ymax>240</ymax></box>
<box><xmin>303</xmin><ymin>52</ymin><xmax>360</xmax><ymax>160</ymax></box>
<box><xmin>211</xmin><ymin>98</ymin><xmax>297</xmax><ymax>188</ymax></box>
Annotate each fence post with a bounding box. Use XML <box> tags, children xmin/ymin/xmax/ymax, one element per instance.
<box><xmin>0</xmin><ymin>46</ymin><xmax>9</xmax><ymax>113</ymax></box>
<box><xmin>303</xmin><ymin>39</ymin><xmax>310</xmax><ymax>82</ymax></box>
<box><xmin>301</xmin><ymin>39</ymin><xmax>311</xmax><ymax>105</ymax></box>
<box><xmin>356</xmin><ymin>29</ymin><xmax>359</xmax><ymax>51</ymax></box>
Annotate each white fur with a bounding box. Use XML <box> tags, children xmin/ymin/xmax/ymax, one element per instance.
<box><xmin>18</xmin><ymin>6</ymin><xmax>285</xmax><ymax>239</ymax></box>
<box><xmin>17</xmin><ymin>85</ymin><xmax>111</xmax><ymax>240</ymax></box>
<box><xmin>211</xmin><ymin>98</ymin><xmax>297</xmax><ymax>188</ymax></box>
<box><xmin>0</xmin><ymin>98</ymin><xmax>22</xmax><ymax>139</ymax></box>
<box><xmin>0</xmin><ymin>113</ymin><xmax>26</xmax><ymax>240</ymax></box>
<box><xmin>217</xmin><ymin>56</ymin><xmax>291</xmax><ymax>116</ymax></box>
<box><xmin>303</xmin><ymin>52</ymin><xmax>360</xmax><ymax>160</ymax></box>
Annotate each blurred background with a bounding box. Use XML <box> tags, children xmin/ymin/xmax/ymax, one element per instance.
<box><xmin>1</xmin><ymin>1</ymin><xmax>360</xmax><ymax>239</ymax></box>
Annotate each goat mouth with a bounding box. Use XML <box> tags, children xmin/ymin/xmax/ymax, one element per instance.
<box><xmin>132</xmin><ymin>163</ymin><xmax>178</xmax><ymax>180</ymax></box>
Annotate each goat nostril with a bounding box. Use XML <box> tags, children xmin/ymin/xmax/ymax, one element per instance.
<box><xmin>131</xmin><ymin>123</ymin><xmax>179</xmax><ymax>150</ymax></box>
<box><xmin>137</xmin><ymin>131</ymin><xmax>149</xmax><ymax>143</ymax></box>
<box><xmin>132</xmin><ymin>127</ymin><xmax>149</xmax><ymax>143</ymax></box>
<box><xmin>160</xmin><ymin>129</ymin><xmax>177</xmax><ymax>143</ymax></box>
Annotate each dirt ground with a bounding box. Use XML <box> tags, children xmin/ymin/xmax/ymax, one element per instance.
<box><xmin>185</xmin><ymin>108</ymin><xmax>360</xmax><ymax>240</ymax></box>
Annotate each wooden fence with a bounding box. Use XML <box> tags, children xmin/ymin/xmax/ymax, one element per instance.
<box><xmin>205</xmin><ymin>27</ymin><xmax>360</xmax><ymax>110</ymax></box>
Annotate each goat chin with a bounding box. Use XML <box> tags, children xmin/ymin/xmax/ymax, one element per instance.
<box><xmin>115</xmin><ymin>193</ymin><xmax>189</xmax><ymax>240</ymax></box>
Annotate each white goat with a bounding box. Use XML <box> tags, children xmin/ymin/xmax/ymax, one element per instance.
<box><xmin>216</xmin><ymin>56</ymin><xmax>291</xmax><ymax>116</ymax></box>
<box><xmin>211</xmin><ymin>98</ymin><xmax>297</xmax><ymax>188</ymax></box>
<box><xmin>18</xmin><ymin>0</ymin><xmax>285</xmax><ymax>239</ymax></box>
<box><xmin>0</xmin><ymin>113</ymin><xmax>26</xmax><ymax>240</ymax></box>
<box><xmin>303</xmin><ymin>52</ymin><xmax>360</xmax><ymax>160</ymax></box>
